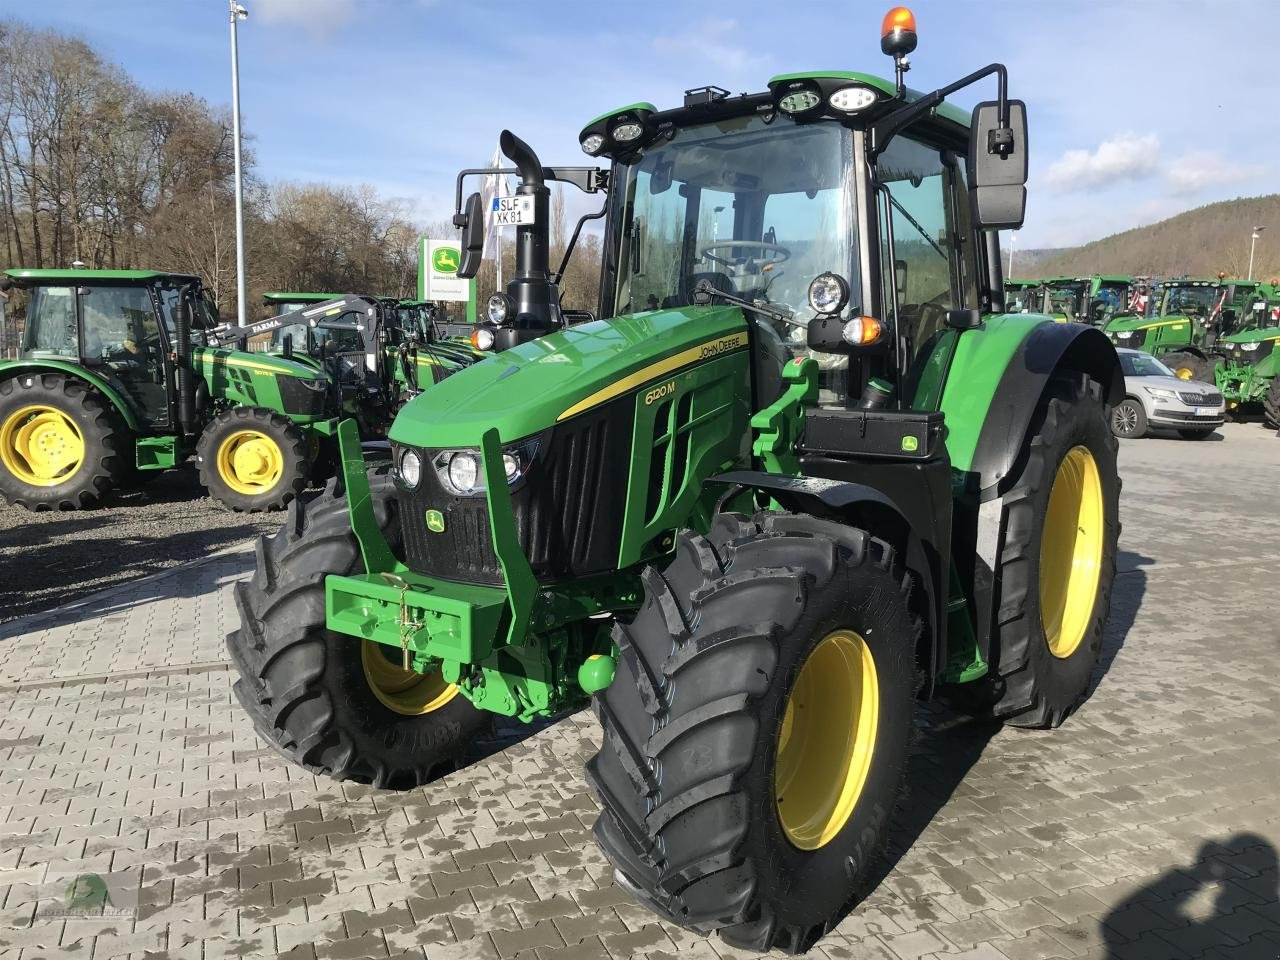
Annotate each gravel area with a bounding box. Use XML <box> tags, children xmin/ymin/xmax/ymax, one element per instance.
<box><xmin>0</xmin><ymin>467</ymin><xmax>300</xmax><ymax>622</ymax></box>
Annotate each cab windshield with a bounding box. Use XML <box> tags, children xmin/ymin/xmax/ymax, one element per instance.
<box><xmin>1045</xmin><ymin>281</ymin><xmax>1087</xmax><ymax>320</ymax></box>
<box><xmin>613</xmin><ymin>114</ymin><xmax>856</xmax><ymax>324</ymax></box>
<box><xmin>1160</xmin><ymin>285</ymin><xmax>1219</xmax><ymax>317</ymax></box>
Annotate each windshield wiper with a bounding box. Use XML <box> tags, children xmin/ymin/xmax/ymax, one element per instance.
<box><xmin>885</xmin><ymin>192</ymin><xmax>947</xmax><ymax>260</ymax></box>
<box><xmin>691</xmin><ymin>279</ymin><xmax>806</xmax><ymax>328</ymax></box>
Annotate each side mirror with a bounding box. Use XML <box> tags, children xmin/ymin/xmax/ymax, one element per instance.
<box><xmin>457</xmin><ymin>191</ymin><xmax>485</xmax><ymax>280</ymax></box>
<box><xmin>968</xmin><ymin>99</ymin><xmax>1028</xmax><ymax>230</ymax></box>
<box><xmin>282</xmin><ymin>333</ymin><xmax>293</xmax><ymax>360</ymax></box>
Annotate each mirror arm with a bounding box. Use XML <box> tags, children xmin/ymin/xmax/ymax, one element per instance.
<box><xmin>453</xmin><ymin>166</ymin><xmax>609</xmax><ymax>222</ymax></box>
<box><xmin>552</xmin><ymin>201</ymin><xmax>609</xmax><ymax>284</ymax></box>
<box><xmin>870</xmin><ymin>62</ymin><xmax>1009</xmax><ymax>160</ymax></box>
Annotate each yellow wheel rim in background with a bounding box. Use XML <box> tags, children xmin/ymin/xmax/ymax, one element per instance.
<box><xmin>775</xmin><ymin>629</ymin><xmax>879</xmax><ymax>851</ymax></box>
<box><xmin>216</xmin><ymin>429</ymin><xmax>284</xmax><ymax>495</ymax></box>
<box><xmin>1174</xmin><ymin>367</ymin><xmax>1194</xmax><ymax>380</ymax></box>
<box><xmin>1039</xmin><ymin>445</ymin><xmax>1105</xmax><ymax>659</ymax></box>
<box><xmin>360</xmin><ymin>640</ymin><xmax>459</xmax><ymax>716</ymax></box>
<box><xmin>0</xmin><ymin>405</ymin><xmax>85</xmax><ymax>486</ymax></box>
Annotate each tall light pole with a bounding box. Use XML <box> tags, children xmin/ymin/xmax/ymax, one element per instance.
<box><xmin>1007</xmin><ymin>231</ymin><xmax>1017</xmax><ymax>278</ymax></box>
<box><xmin>229</xmin><ymin>1</ymin><xmax>249</xmax><ymax>326</ymax></box>
<box><xmin>1248</xmin><ymin>225</ymin><xmax>1265</xmax><ymax>281</ymax></box>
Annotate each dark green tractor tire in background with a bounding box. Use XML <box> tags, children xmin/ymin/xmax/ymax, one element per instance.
<box><xmin>975</xmin><ymin>376</ymin><xmax>1120</xmax><ymax>728</ymax></box>
<box><xmin>226</xmin><ymin>472</ymin><xmax>494</xmax><ymax>789</ymax></box>
<box><xmin>588</xmin><ymin>511</ymin><xmax>918</xmax><ymax>955</ymax></box>
<box><xmin>1264</xmin><ymin>377</ymin><xmax>1280</xmax><ymax>429</ymax></box>
<box><xmin>0</xmin><ymin>373</ymin><xmax>129</xmax><ymax>511</ymax></box>
<box><xmin>196</xmin><ymin>406</ymin><xmax>310</xmax><ymax>512</ymax></box>
<box><xmin>1159</xmin><ymin>351</ymin><xmax>1214</xmax><ymax>383</ymax></box>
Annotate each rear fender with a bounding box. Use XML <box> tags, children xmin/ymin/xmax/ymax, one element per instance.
<box><xmin>0</xmin><ymin>359</ymin><xmax>141</xmax><ymax>431</ymax></box>
<box><xmin>712</xmin><ymin>469</ymin><xmax>948</xmax><ymax>695</ymax></box>
<box><xmin>944</xmin><ymin>319</ymin><xmax>1122</xmax><ymax>665</ymax></box>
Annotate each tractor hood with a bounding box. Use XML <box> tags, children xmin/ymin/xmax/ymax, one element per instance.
<box><xmin>1221</xmin><ymin>326</ymin><xmax>1280</xmax><ymax>345</ymax></box>
<box><xmin>191</xmin><ymin>345</ymin><xmax>328</xmax><ymax>381</ymax></box>
<box><xmin>390</xmin><ymin>305</ymin><xmax>749</xmax><ymax>449</ymax></box>
<box><xmin>1105</xmin><ymin>315</ymin><xmax>1194</xmax><ymax>334</ymax></box>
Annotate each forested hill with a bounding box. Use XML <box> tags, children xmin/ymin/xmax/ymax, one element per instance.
<box><xmin>1034</xmin><ymin>195</ymin><xmax>1280</xmax><ymax>280</ymax></box>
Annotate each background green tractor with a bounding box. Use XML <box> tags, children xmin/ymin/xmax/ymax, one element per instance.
<box><xmin>1003</xmin><ymin>277</ymin><xmax>1041</xmax><ymax>312</ymax></box>
<box><xmin>1038</xmin><ymin>275</ymin><xmax>1133</xmax><ymax>325</ymax></box>
<box><xmin>1104</xmin><ymin>277</ymin><xmax>1232</xmax><ymax>380</ymax></box>
<box><xmin>228</xmin><ymin>19</ymin><xmax>1122</xmax><ymax>955</ymax></box>
<box><xmin>0</xmin><ymin>269</ymin><xmax>333</xmax><ymax>511</ymax></box>
<box><xmin>1213</xmin><ymin>283</ymin><xmax>1280</xmax><ymax>426</ymax></box>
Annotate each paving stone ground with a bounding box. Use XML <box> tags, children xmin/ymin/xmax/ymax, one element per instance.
<box><xmin>0</xmin><ymin>423</ymin><xmax>1277</xmax><ymax>960</ymax></box>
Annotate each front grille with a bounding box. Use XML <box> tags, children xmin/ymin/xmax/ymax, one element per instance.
<box><xmin>398</xmin><ymin>396</ymin><xmax>635</xmax><ymax>585</ymax></box>
<box><xmin>1179</xmin><ymin>390</ymin><xmax>1222</xmax><ymax>405</ymax></box>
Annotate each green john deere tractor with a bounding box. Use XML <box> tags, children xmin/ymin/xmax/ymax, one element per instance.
<box><xmin>1105</xmin><ymin>277</ymin><xmax>1252</xmax><ymax>381</ymax></box>
<box><xmin>228</xmin><ymin>16</ymin><xmax>1122</xmax><ymax>954</ymax></box>
<box><xmin>1214</xmin><ymin>283</ymin><xmax>1280</xmax><ymax>426</ymax></box>
<box><xmin>1003</xmin><ymin>277</ymin><xmax>1041</xmax><ymax>312</ymax></box>
<box><xmin>0</xmin><ymin>269</ymin><xmax>334</xmax><ymax>512</ymax></box>
<box><xmin>1039</xmin><ymin>275</ymin><xmax>1133</xmax><ymax>325</ymax></box>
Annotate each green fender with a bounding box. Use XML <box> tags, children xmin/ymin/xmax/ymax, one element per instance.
<box><xmin>0</xmin><ymin>359</ymin><xmax>141</xmax><ymax>431</ymax></box>
<box><xmin>937</xmin><ymin>315</ymin><xmax>1122</xmax><ymax>667</ymax></box>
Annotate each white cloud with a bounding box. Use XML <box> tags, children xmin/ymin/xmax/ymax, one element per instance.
<box><xmin>1043</xmin><ymin>133</ymin><xmax>1160</xmax><ymax>191</ymax></box>
<box><xmin>1166</xmin><ymin>151</ymin><xmax>1265</xmax><ymax>196</ymax></box>
<box><xmin>653</xmin><ymin>19</ymin><xmax>747</xmax><ymax>70</ymax></box>
<box><xmin>252</xmin><ymin>0</ymin><xmax>354</xmax><ymax>36</ymax></box>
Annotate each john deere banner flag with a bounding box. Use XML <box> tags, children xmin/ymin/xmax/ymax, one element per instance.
<box><xmin>418</xmin><ymin>237</ymin><xmax>474</xmax><ymax>305</ymax></box>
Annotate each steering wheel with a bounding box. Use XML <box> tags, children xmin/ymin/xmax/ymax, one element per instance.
<box><xmin>700</xmin><ymin>240</ymin><xmax>791</xmax><ymax>272</ymax></box>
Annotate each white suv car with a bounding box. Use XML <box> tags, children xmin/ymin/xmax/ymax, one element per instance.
<box><xmin>1111</xmin><ymin>348</ymin><xmax>1225</xmax><ymax>440</ymax></box>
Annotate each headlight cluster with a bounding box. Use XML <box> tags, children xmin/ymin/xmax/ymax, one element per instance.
<box><xmin>429</xmin><ymin>438</ymin><xmax>540</xmax><ymax>496</ymax></box>
<box><xmin>1143</xmin><ymin>386</ymin><xmax>1178</xmax><ymax>400</ymax></box>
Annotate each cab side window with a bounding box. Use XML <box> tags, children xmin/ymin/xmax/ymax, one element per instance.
<box><xmin>22</xmin><ymin>286</ymin><xmax>77</xmax><ymax>357</ymax></box>
<box><xmin>876</xmin><ymin>134</ymin><xmax>979</xmax><ymax>372</ymax></box>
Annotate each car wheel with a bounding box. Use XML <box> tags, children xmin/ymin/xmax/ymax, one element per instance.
<box><xmin>1109</xmin><ymin>398</ymin><xmax>1147</xmax><ymax>439</ymax></box>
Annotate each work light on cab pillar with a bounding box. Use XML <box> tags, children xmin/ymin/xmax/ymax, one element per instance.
<box><xmin>881</xmin><ymin>6</ymin><xmax>918</xmax><ymax>93</ymax></box>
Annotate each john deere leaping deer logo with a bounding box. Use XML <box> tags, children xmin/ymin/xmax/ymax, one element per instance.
<box><xmin>432</xmin><ymin>247</ymin><xmax>461</xmax><ymax>274</ymax></box>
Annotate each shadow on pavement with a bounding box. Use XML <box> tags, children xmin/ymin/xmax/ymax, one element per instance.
<box><xmin>1101</xmin><ymin>833</ymin><xmax>1280</xmax><ymax>957</ymax></box>
<box><xmin>1087</xmin><ymin>548</ymin><xmax>1150</xmax><ymax>698</ymax></box>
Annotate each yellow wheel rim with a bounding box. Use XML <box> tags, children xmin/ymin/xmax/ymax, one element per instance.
<box><xmin>360</xmin><ymin>641</ymin><xmax>459</xmax><ymax>716</ymax></box>
<box><xmin>775</xmin><ymin>629</ymin><xmax>879</xmax><ymax>851</ymax></box>
<box><xmin>1174</xmin><ymin>368</ymin><xmax>1194</xmax><ymax>380</ymax></box>
<box><xmin>216</xmin><ymin>429</ymin><xmax>284</xmax><ymax>495</ymax></box>
<box><xmin>1039</xmin><ymin>445</ymin><xmax>1105</xmax><ymax>659</ymax></box>
<box><xmin>0</xmin><ymin>405</ymin><xmax>85</xmax><ymax>487</ymax></box>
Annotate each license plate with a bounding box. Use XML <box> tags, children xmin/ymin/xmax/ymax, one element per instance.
<box><xmin>492</xmin><ymin>195</ymin><xmax>535</xmax><ymax>227</ymax></box>
<box><xmin>1196</xmin><ymin>407</ymin><xmax>1216</xmax><ymax>417</ymax></box>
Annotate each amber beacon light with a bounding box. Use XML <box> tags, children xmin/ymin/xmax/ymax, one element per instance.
<box><xmin>880</xmin><ymin>7</ymin><xmax>918</xmax><ymax>56</ymax></box>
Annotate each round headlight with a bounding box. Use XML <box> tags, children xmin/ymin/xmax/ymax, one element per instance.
<box><xmin>808</xmin><ymin>272</ymin><xmax>850</xmax><ymax>315</ymax></box>
<box><xmin>399</xmin><ymin>449</ymin><xmax>421</xmax><ymax>489</ymax></box>
<box><xmin>471</xmin><ymin>327</ymin><xmax>496</xmax><ymax>351</ymax></box>
<box><xmin>612</xmin><ymin>122</ymin><xmax>644</xmax><ymax>143</ymax></box>
<box><xmin>580</xmin><ymin>133</ymin><xmax>605</xmax><ymax>155</ymax></box>
<box><xmin>829</xmin><ymin>85</ymin><xmax>877</xmax><ymax>113</ymax></box>
<box><xmin>447</xmin><ymin>453</ymin><xmax>479</xmax><ymax>494</ymax></box>
<box><xmin>502</xmin><ymin>453</ymin><xmax>520</xmax><ymax>481</ymax></box>
<box><xmin>487</xmin><ymin>293</ymin><xmax>510</xmax><ymax>325</ymax></box>
<box><xmin>778</xmin><ymin>90</ymin><xmax>820</xmax><ymax>114</ymax></box>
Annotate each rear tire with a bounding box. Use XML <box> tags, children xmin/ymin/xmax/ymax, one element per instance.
<box><xmin>1264</xmin><ymin>377</ymin><xmax>1280</xmax><ymax>429</ymax></box>
<box><xmin>0</xmin><ymin>373</ymin><xmax>128</xmax><ymax>510</ymax></box>
<box><xmin>1110</xmin><ymin>397</ymin><xmax>1147</xmax><ymax>439</ymax></box>
<box><xmin>1160</xmin><ymin>351</ymin><xmax>1213</xmax><ymax>383</ymax></box>
<box><xmin>588</xmin><ymin>512</ymin><xmax>918</xmax><ymax>955</ymax></box>
<box><xmin>196</xmin><ymin>406</ymin><xmax>309</xmax><ymax>512</ymax></box>
<box><xmin>226</xmin><ymin>471</ymin><xmax>494</xmax><ymax>788</ymax></box>
<box><xmin>979</xmin><ymin>376</ymin><xmax>1120</xmax><ymax>729</ymax></box>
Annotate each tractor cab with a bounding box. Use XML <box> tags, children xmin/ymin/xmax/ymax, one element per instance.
<box><xmin>1003</xmin><ymin>278</ymin><xmax>1041</xmax><ymax>312</ymax></box>
<box><xmin>1037</xmin><ymin>276</ymin><xmax>1132</xmax><ymax>325</ymax></box>
<box><xmin>260</xmin><ymin>291</ymin><xmax>363</xmax><ymax>358</ymax></box>
<box><xmin>2</xmin><ymin>269</ymin><xmax>215</xmax><ymax>429</ymax></box>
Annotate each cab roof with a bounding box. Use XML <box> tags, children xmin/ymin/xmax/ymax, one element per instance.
<box><xmin>4</xmin><ymin>268</ymin><xmax>200</xmax><ymax>284</ymax></box>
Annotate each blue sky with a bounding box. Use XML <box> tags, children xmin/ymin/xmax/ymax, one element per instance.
<box><xmin>2</xmin><ymin>0</ymin><xmax>1275</xmax><ymax>252</ymax></box>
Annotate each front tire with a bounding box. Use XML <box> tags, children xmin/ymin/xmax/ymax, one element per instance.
<box><xmin>1160</xmin><ymin>351</ymin><xmax>1213</xmax><ymax>383</ymax></box>
<box><xmin>0</xmin><ymin>373</ymin><xmax>129</xmax><ymax>510</ymax></box>
<box><xmin>1110</xmin><ymin>397</ymin><xmax>1147</xmax><ymax>439</ymax></box>
<box><xmin>196</xmin><ymin>406</ymin><xmax>309</xmax><ymax>512</ymax></box>
<box><xmin>227</xmin><ymin>471</ymin><xmax>494</xmax><ymax>788</ymax></box>
<box><xmin>588</xmin><ymin>512</ymin><xmax>918</xmax><ymax>955</ymax></box>
<box><xmin>982</xmin><ymin>376</ymin><xmax>1120</xmax><ymax>728</ymax></box>
<box><xmin>1264</xmin><ymin>377</ymin><xmax>1280</xmax><ymax>429</ymax></box>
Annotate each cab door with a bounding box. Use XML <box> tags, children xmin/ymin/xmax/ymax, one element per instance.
<box><xmin>78</xmin><ymin>284</ymin><xmax>170</xmax><ymax>429</ymax></box>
